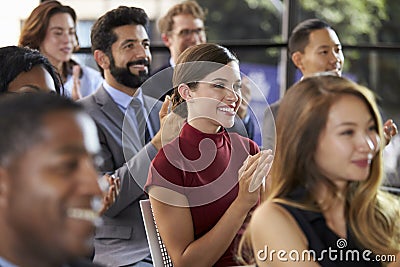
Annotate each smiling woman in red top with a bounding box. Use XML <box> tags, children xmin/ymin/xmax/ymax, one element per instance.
<box><xmin>145</xmin><ymin>43</ymin><xmax>273</xmax><ymax>267</ymax></box>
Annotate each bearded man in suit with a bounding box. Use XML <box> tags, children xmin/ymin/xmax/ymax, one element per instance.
<box><xmin>79</xmin><ymin>6</ymin><xmax>173</xmax><ymax>267</ymax></box>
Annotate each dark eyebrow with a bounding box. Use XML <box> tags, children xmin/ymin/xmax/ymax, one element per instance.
<box><xmin>120</xmin><ymin>38</ymin><xmax>150</xmax><ymax>47</ymax></box>
<box><xmin>120</xmin><ymin>39</ymin><xmax>137</xmax><ymax>46</ymax></box>
<box><xmin>317</xmin><ymin>43</ymin><xmax>342</xmax><ymax>50</ymax></box>
<box><xmin>317</xmin><ymin>45</ymin><xmax>331</xmax><ymax>50</ymax></box>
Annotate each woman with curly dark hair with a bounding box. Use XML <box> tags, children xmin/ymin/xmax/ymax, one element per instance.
<box><xmin>0</xmin><ymin>45</ymin><xmax>62</xmax><ymax>94</ymax></box>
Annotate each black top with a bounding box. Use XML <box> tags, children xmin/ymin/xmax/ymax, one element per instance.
<box><xmin>277</xmin><ymin>189</ymin><xmax>381</xmax><ymax>267</ymax></box>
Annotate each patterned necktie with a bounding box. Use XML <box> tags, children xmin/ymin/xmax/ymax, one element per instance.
<box><xmin>130</xmin><ymin>98</ymin><xmax>150</xmax><ymax>146</ymax></box>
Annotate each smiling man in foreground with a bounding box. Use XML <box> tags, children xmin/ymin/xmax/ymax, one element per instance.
<box><xmin>0</xmin><ymin>93</ymin><xmax>103</xmax><ymax>267</ymax></box>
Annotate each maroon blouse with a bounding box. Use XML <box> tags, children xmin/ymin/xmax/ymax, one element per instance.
<box><xmin>145</xmin><ymin>122</ymin><xmax>259</xmax><ymax>266</ymax></box>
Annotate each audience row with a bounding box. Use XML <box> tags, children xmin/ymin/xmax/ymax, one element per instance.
<box><xmin>0</xmin><ymin>1</ymin><xmax>398</xmax><ymax>267</ymax></box>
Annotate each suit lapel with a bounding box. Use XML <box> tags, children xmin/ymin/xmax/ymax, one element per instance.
<box><xmin>94</xmin><ymin>87</ymin><xmax>124</xmax><ymax>130</ymax></box>
<box><xmin>94</xmin><ymin>87</ymin><xmax>143</xmax><ymax>152</ymax></box>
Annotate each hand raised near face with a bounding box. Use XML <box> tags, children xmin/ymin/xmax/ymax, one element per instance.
<box><xmin>71</xmin><ymin>65</ymin><xmax>82</xmax><ymax>101</ymax></box>
<box><xmin>151</xmin><ymin>95</ymin><xmax>185</xmax><ymax>150</ymax></box>
<box><xmin>383</xmin><ymin>119</ymin><xmax>398</xmax><ymax>145</ymax></box>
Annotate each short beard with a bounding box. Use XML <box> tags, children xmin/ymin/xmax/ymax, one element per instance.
<box><xmin>109</xmin><ymin>55</ymin><xmax>150</xmax><ymax>89</ymax></box>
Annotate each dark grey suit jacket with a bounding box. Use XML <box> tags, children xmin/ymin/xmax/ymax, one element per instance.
<box><xmin>262</xmin><ymin>100</ymin><xmax>280</xmax><ymax>151</ymax></box>
<box><xmin>79</xmin><ymin>86</ymin><xmax>162</xmax><ymax>266</ymax></box>
<box><xmin>145</xmin><ymin>63</ymin><xmax>174</xmax><ymax>102</ymax></box>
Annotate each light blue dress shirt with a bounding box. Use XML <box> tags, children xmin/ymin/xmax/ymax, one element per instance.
<box><xmin>102</xmin><ymin>81</ymin><xmax>155</xmax><ymax>138</ymax></box>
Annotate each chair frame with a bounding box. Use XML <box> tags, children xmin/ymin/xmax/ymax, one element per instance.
<box><xmin>140</xmin><ymin>199</ymin><xmax>174</xmax><ymax>267</ymax></box>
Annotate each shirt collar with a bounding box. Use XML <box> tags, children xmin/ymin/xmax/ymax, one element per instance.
<box><xmin>169</xmin><ymin>57</ymin><xmax>175</xmax><ymax>68</ymax></box>
<box><xmin>103</xmin><ymin>81</ymin><xmax>144</xmax><ymax>110</ymax></box>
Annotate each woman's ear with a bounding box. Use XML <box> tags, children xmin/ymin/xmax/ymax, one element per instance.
<box><xmin>94</xmin><ymin>50</ymin><xmax>110</xmax><ymax>70</ymax></box>
<box><xmin>177</xmin><ymin>83</ymin><xmax>192</xmax><ymax>101</ymax></box>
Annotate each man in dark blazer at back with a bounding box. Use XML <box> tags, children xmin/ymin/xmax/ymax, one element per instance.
<box><xmin>262</xmin><ymin>19</ymin><xmax>344</xmax><ymax>151</ymax></box>
<box><xmin>262</xmin><ymin>18</ymin><xmax>397</xmax><ymax>151</ymax></box>
<box><xmin>79</xmin><ymin>6</ymin><xmax>174</xmax><ymax>267</ymax></box>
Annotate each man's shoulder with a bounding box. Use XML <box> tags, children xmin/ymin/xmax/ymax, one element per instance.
<box><xmin>272</xmin><ymin>100</ymin><xmax>281</xmax><ymax>112</ymax></box>
<box><xmin>78</xmin><ymin>87</ymin><xmax>108</xmax><ymax>108</ymax></box>
<box><xmin>77</xmin><ymin>91</ymin><xmax>110</xmax><ymax>123</ymax></box>
<box><xmin>143</xmin><ymin>94</ymin><xmax>163</xmax><ymax>109</ymax></box>
<box><xmin>78</xmin><ymin>93</ymin><xmax>99</xmax><ymax>113</ymax></box>
<box><xmin>270</xmin><ymin>99</ymin><xmax>281</xmax><ymax>108</ymax></box>
<box><xmin>78</xmin><ymin>93</ymin><xmax>95</xmax><ymax>104</ymax></box>
<box><xmin>264</xmin><ymin>99</ymin><xmax>281</xmax><ymax>116</ymax></box>
<box><xmin>151</xmin><ymin>62</ymin><xmax>172</xmax><ymax>75</ymax></box>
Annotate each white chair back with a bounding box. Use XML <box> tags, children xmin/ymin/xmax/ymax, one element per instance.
<box><xmin>140</xmin><ymin>199</ymin><xmax>173</xmax><ymax>267</ymax></box>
